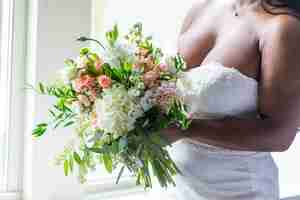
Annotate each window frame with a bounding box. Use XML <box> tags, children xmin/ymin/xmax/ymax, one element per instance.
<box><xmin>0</xmin><ymin>0</ymin><xmax>27</xmax><ymax>198</ymax></box>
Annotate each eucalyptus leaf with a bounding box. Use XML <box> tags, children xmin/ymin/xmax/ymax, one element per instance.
<box><xmin>64</xmin><ymin>160</ymin><xmax>69</xmax><ymax>176</ymax></box>
<box><xmin>73</xmin><ymin>152</ymin><xmax>82</xmax><ymax>165</ymax></box>
<box><xmin>89</xmin><ymin>147</ymin><xmax>106</xmax><ymax>154</ymax></box>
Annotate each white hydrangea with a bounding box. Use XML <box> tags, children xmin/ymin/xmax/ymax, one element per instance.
<box><xmin>128</xmin><ymin>88</ymin><xmax>141</xmax><ymax>97</ymax></box>
<box><xmin>104</xmin><ymin>40</ymin><xmax>137</xmax><ymax>67</ymax></box>
<box><xmin>95</xmin><ymin>84</ymin><xmax>143</xmax><ymax>139</ymax></box>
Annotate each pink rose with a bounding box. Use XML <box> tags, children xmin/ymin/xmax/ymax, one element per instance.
<box><xmin>98</xmin><ymin>75</ymin><xmax>112</xmax><ymax>89</ymax></box>
<box><xmin>159</xmin><ymin>63</ymin><xmax>168</xmax><ymax>71</ymax></box>
<box><xmin>92</xmin><ymin>119</ymin><xmax>98</xmax><ymax>129</ymax></box>
<box><xmin>187</xmin><ymin>112</ymin><xmax>193</xmax><ymax>119</ymax></box>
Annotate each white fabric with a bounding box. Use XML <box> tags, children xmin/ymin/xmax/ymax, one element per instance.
<box><xmin>150</xmin><ymin>62</ymin><xmax>280</xmax><ymax>199</ymax></box>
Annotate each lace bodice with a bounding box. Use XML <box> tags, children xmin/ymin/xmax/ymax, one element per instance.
<box><xmin>152</xmin><ymin>62</ymin><xmax>279</xmax><ymax>200</ymax></box>
<box><xmin>176</xmin><ymin>62</ymin><xmax>259</xmax><ymax>119</ymax></box>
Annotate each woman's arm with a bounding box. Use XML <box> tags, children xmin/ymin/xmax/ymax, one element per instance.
<box><xmin>165</xmin><ymin>16</ymin><xmax>300</xmax><ymax>152</ymax></box>
<box><xmin>167</xmin><ymin>116</ymin><xmax>297</xmax><ymax>152</ymax></box>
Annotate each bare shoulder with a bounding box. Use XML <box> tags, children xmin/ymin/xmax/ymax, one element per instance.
<box><xmin>187</xmin><ymin>0</ymin><xmax>212</xmax><ymax>13</ymax></box>
<box><xmin>180</xmin><ymin>0</ymin><xmax>212</xmax><ymax>34</ymax></box>
<box><xmin>261</xmin><ymin>15</ymin><xmax>300</xmax><ymax>48</ymax></box>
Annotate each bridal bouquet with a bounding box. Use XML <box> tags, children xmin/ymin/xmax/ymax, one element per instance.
<box><xmin>32</xmin><ymin>23</ymin><xmax>191</xmax><ymax>189</ymax></box>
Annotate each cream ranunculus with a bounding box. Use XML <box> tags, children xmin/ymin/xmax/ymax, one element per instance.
<box><xmin>59</xmin><ymin>65</ymin><xmax>78</xmax><ymax>83</ymax></box>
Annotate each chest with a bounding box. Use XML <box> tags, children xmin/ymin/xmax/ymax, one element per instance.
<box><xmin>179</xmin><ymin>10</ymin><xmax>263</xmax><ymax>79</ymax></box>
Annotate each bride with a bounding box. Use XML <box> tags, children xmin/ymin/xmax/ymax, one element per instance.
<box><xmin>159</xmin><ymin>0</ymin><xmax>300</xmax><ymax>199</ymax></box>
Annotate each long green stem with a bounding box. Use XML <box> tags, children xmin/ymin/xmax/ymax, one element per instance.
<box><xmin>77</xmin><ymin>36</ymin><xmax>106</xmax><ymax>51</ymax></box>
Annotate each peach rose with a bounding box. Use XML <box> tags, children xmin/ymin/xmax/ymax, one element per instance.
<box><xmin>78</xmin><ymin>94</ymin><xmax>91</xmax><ymax>107</ymax></box>
<box><xmin>143</xmin><ymin>69</ymin><xmax>160</xmax><ymax>88</ymax></box>
<box><xmin>91</xmin><ymin>111</ymin><xmax>98</xmax><ymax>129</ymax></box>
<box><xmin>98</xmin><ymin>75</ymin><xmax>112</xmax><ymax>89</ymax></box>
<box><xmin>75</xmin><ymin>75</ymin><xmax>95</xmax><ymax>92</ymax></box>
<box><xmin>133</xmin><ymin>63</ymin><xmax>141</xmax><ymax>71</ymax></box>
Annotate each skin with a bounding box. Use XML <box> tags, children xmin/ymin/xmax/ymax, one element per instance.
<box><xmin>162</xmin><ymin>0</ymin><xmax>300</xmax><ymax>152</ymax></box>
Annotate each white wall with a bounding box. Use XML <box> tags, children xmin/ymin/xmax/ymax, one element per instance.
<box><xmin>100</xmin><ymin>0</ymin><xmax>199</xmax><ymax>54</ymax></box>
<box><xmin>273</xmin><ymin>136</ymin><xmax>300</xmax><ymax>198</ymax></box>
<box><xmin>24</xmin><ymin>0</ymin><xmax>92</xmax><ymax>200</ymax></box>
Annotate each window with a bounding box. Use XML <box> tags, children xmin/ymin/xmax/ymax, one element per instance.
<box><xmin>0</xmin><ymin>0</ymin><xmax>27</xmax><ymax>199</ymax></box>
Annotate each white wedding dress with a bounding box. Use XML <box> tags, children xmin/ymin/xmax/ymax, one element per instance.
<box><xmin>150</xmin><ymin>62</ymin><xmax>279</xmax><ymax>200</ymax></box>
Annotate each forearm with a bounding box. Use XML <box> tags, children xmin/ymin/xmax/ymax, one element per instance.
<box><xmin>172</xmin><ymin>116</ymin><xmax>295</xmax><ymax>152</ymax></box>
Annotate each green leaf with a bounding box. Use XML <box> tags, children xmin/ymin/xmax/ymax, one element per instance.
<box><xmin>54</xmin><ymin>119</ymin><xmax>64</xmax><ymax>129</ymax></box>
<box><xmin>102</xmin><ymin>153</ymin><xmax>113</xmax><ymax>173</ymax></box>
<box><xmin>73</xmin><ymin>152</ymin><xmax>82</xmax><ymax>165</ymax></box>
<box><xmin>64</xmin><ymin>121</ymin><xmax>75</xmax><ymax>128</ymax></box>
<box><xmin>64</xmin><ymin>160</ymin><xmax>69</xmax><ymax>176</ymax></box>
<box><xmin>38</xmin><ymin>82</ymin><xmax>45</xmax><ymax>94</ymax></box>
<box><xmin>86</xmin><ymin>61</ymin><xmax>101</xmax><ymax>77</ymax></box>
<box><xmin>80</xmin><ymin>48</ymin><xmax>90</xmax><ymax>56</ymax></box>
<box><xmin>49</xmin><ymin>109</ymin><xmax>56</xmax><ymax>118</ymax></box>
<box><xmin>106</xmin><ymin>24</ymin><xmax>119</xmax><ymax>46</ymax></box>
<box><xmin>32</xmin><ymin>123</ymin><xmax>48</xmax><ymax>137</ymax></box>
<box><xmin>111</xmin><ymin>141</ymin><xmax>119</xmax><ymax>154</ymax></box>
<box><xmin>89</xmin><ymin>147</ymin><xmax>106</xmax><ymax>154</ymax></box>
<box><xmin>64</xmin><ymin>59</ymin><xmax>76</xmax><ymax>67</ymax></box>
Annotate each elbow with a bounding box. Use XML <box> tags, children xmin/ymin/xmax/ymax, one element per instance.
<box><xmin>177</xmin><ymin>36</ymin><xmax>187</xmax><ymax>58</ymax></box>
<box><xmin>273</xmin><ymin>142</ymin><xmax>292</xmax><ymax>152</ymax></box>
<box><xmin>270</xmin><ymin>130</ymin><xmax>297</xmax><ymax>152</ymax></box>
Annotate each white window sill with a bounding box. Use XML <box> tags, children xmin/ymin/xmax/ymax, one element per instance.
<box><xmin>0</xmin><ymin>192</ymin><xmax>21</xmax><ymax>200</ymax></box>
<box><xmin>84</xmin><ymin>177</ymin><xmax>147</xmax><ymax>200</ymax></box>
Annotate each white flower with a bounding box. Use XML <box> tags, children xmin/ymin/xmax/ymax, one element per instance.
<box><xmin>95</xmin><ymin>85</ymin><xmax>143</xmax><ymax>139</ymax></box>
<box><xmin>59</xmin><ymin>66</ymin><xmax>77</xmax><ymax>83</ymax></box>
<box><xmin>165</xmin><ymin>56</ymin><xmax>178</xmax><ymax>74</ymax></box>
<box><xmin>76</xmin><ymin>56</ymin><xmax>89</xmax><ymax>68</ymax></box>
<box><xmin>104</xmin><ymin>40</ymin><xmax>137</xmax><ymax>67</ymax></box>
<box><xmin>128</xmin><ymin>88</ymin><xmax>141</xmax><ymax>97</ymax></box>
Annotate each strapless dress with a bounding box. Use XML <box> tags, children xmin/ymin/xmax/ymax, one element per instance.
<box><xmin>149</xmin><ymin>62</ymin><xmax>279</xmax><ymax>200</ymax></box>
